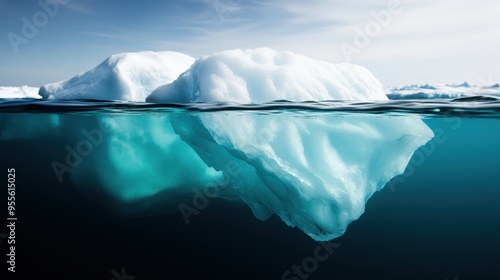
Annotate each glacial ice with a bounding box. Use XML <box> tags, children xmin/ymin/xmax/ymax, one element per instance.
<box><xmin>171</xmin><ymin>113</ymin><xmax>433</xmax><ymax>240</ymax></box>
<box><xmin>1</xmin><ymin>48</ymin><xmax>434</xmax><ymax>241</ymax></box>
<box><xmin>65</xmin><ymin>115</ymin><xmax>223</xmax><ymax>202</ymax></box>
<box><xmin>0</xmin><ymin>86</ymin><xmax>40</xmax><ymax>99</ymax></box>
<box><xmin>39</xmin><ymin>51</ymin><xmax>194</xmax><ymax>102</ymax></box>
<box><xmin>147</xmin><ymin>48</ymin><xmax>387</xmax><ymax>103</ymax></box>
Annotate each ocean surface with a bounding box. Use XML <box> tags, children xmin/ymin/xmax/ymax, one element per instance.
<box><xmin>1</xmin><ymin>98</ymin><xmax>499</xmax><ymax>280</ymax></box>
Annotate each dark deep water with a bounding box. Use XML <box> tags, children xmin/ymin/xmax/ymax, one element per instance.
<box><xmin>1</xmin><ymin>99</ymin><xmax>500</xmax><ymax>280</ymax></box>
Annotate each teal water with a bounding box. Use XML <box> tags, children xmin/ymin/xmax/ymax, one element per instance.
<box><xmin>0</xmin><ymin>99</ymin><xmax>499</xmax><ymax>279</ymax></box>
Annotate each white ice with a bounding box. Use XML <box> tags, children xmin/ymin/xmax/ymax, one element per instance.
<box><xmin>0</xmin><ymin>86</ymin><xmax>41</xmax><ymax>99</ymax></box>
<box><xmin>147</xmin><ymin>48</ymin><xmax>387</xmax><ymax>103</ymax></box>
<box><xmin>39</xmin><ymin>51</ymin><xmax>194</xmax><ymax>102</ymax></box>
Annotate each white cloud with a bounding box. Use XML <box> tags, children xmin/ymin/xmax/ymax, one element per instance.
<box><xmin>64</xmin><ymin>1</ymin><xmax>94</xmax><ymax>14</ymax></box>
<box><xmin>171</xmin><ymin>0</ymin><xmax>500</xmax><ymax>85</ymax></box>
<box><xmin>4</xmin><ymin>0</ymin><xmax>498</xmax><ymax>86</ymax></box>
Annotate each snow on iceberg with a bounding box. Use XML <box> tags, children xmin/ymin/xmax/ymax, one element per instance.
<box><xmin>0</xmin><ymin>86</ymin><xmax>41</xmax><ymax>99</ymax></box>
<box><xmin>147</xmin><ymin>48</ymin><xmax>387</xmax><ymax>103</ymax></box>
<box><xmin>39</xmin><ymin>51</ymin><xmax>194</xmax><ymax>102</ymax></box>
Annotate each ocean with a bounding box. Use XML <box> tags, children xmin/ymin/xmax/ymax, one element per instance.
<box><xmin>1</xmin><ymin>98</ymin><xmax>499</xmax><ymax>280</ymax></box>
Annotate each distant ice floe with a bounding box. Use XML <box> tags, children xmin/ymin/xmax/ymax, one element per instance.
<box><xmin>387</xmin><ymin>82</ymin><xmax>500</xmax><ymax>100</ymax></box>
<box><xmin>0</xmin><ymin>86</ymin><xmax>41</xmax><ymax>99</ymax></box>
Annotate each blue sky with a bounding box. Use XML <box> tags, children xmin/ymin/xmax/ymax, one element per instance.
<box><xmin>1</xmin><ymin>0</ymin><xmax>499</xmax><ymax>87</ymax></box>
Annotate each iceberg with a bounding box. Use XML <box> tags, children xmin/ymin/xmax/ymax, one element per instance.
<box><xmin>39</xmin><ymin>51</ymin><xmax>195</xmax><ymax>102</ymax></box>
<box><xmin>170</xmin><ymin>113</ymin><xmax>433</xmax><ymax>240</ymax></box>
<box><xmin>147</xmin><ymin>48</ymin><xmax>433</xmax><ymax>240</ymax></box>
<box><xmin>2</xmin><ymin>48</ymin><xmax>434</xmax><ymax>241</ymax></box>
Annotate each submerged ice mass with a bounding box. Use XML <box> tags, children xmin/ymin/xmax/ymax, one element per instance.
<box><xmin>171</xmin><ymin>113</ymin><xmax>433</xmax><ymax>240</ymax></box>
<box><xmin>1</xmin><ymin>48</ymin><xmax>434</xmax><ymax>241</ymax></box>
<box><xmin>39</xmin><ymin>51</ymin><xmax>194</xmax><ymax>102</ymax></box>
<box><xmin>67</xmin><ymin>115</ymin><xmax>223</xmax><ymax>202</ymax></box>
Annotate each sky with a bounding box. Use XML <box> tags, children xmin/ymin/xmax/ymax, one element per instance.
<box><xmin>0</xmin><ymin>0</ymin><xmax>499</xmax><ymax>88</ymax></box>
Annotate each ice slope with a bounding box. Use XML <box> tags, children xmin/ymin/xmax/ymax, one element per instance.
<box><xmin>0</xmin><ymin>86</ymin><xmax>41</xmax><ymax>99</ymax></box>
<box><xmin>387</xmin><ymin>83</ymin><xmax>500</xmax><ymax>99</ymax></box>
<box><xmin>147</xmin><ymin>48</ymin><xmax>387</xmax><ymax>103</ymax></box>
<box><xmin>39</xmin><ymin>51</ymin><xmax>194</xmax><ymax>102</ymax></box>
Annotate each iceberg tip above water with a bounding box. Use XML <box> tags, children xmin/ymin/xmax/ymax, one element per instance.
<box><xmin>39</xmin><ymin>51</ymin><xmax>195</xmax><ymax>102</ymax></box>
<box><xmin>147</xmin><ymin>48</ymin><xmax>388</xmax><ymax>103</ymax></box>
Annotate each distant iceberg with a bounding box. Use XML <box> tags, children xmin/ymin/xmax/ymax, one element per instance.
<box><xmin>39</xmin><ymin>51</ymin><xmax>194</xmax><ymax>102</ymax></box>
<box><xmin>387</xmin><ymin>83</ymin><xmax>500</xmax><ymax>100</ymax></box>
<box><xmin>0</xmin><ymin>86</ymin><xmax>40</xmax><ymax>99</ymax></box>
